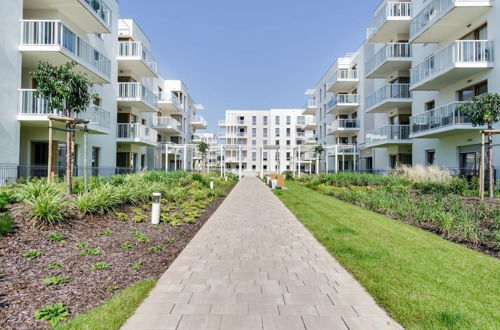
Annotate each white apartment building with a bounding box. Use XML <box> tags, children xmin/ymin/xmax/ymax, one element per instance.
<box><xmin>306</xmin><ymin>0</ymin><xmax>499</xmax><ymax>176</ymax></box>
<box><xmin>0</xmin><ymin>1</ymin><xmax>206</xmax><ymax>183</ymax></box>
<box><xmin>219</xmin><ymin>110</ymin><xmax>317</xmax><ymax>174</ymax></box>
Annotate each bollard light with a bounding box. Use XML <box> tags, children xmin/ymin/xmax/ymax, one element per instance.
<box><xmin>210</xmin><ymin>178</ymin><xmax>214</xmax><ymax>190</ymax></box>
<box><xmin>224</xmin><ymin>176</ymin><xmax>228</xmax><ymax>182</ymax></box>
<box><xmin>151</xmin><ymin>192</ymin><xmax>161</xmax><ymax>225</ymax></box>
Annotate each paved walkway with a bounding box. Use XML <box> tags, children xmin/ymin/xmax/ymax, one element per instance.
<box><xmin>122</xmin><ymin>177</ymin><xmax>401</xmax><ymax>330</ymax></box>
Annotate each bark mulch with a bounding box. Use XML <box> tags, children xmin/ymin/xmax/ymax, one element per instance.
<box><xmin>0</xmin><ymin>188</ymin><xmax>232</xmax><ymax>330</ymax></box>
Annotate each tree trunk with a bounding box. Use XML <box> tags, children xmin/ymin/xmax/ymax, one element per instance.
<box><xmin>488</xmin><ymin>125</ymin><xmax>494</xmax><ymax>198</ymax></box>
<box><xmin>65</xmin><ymin>121</ymin><xmax>72</xmax><ymax>195</ymax></box>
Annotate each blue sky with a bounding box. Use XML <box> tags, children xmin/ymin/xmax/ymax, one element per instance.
<box><xmin>119</xmin><ymin>0</ymin><xmax>375</xmax><ymax>132</ymax></box>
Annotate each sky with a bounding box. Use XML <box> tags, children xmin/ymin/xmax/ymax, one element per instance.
<box><xmin>119</xmin><ymin>0</ymin><xmax>376</xmax><ymax>133</ymax></box>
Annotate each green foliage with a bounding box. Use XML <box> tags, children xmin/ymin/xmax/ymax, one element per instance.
<box><xmin>90</xmin><ymin>262</ymin><xmax>109</xmax><ymax>270</ymax></box>
<box><xmin>0</xmin><ymin>192</ymin><xmax>8</xmax><ymax>211</ymax></box>
<box><xmin>165</xmin><ymin>237</ymin><xmax>175</xmax><ymax>243</ymax></box>
<box><xmin>23</xmin><ymin>180</ymin><xmax>67</xmax><ymax>225</ymax></box>
<box><xmin>152</xmin><ymin>224</ymin><xmax>161</xmax><ymax>230</ymax></box>
<box><xmin>107</xmin><ymin>285</ymin><xmax>119</xmax><ymax>292</ymax></box>
<box><xmin>148</xmin><ymin>245</ymin><xmax>164</xmax><ymax>253</ymax></box>
<box><xmin>121</xmin><ymin>242</ymin><xmax>134</xmax><ymax>249</ymax></box>
<box><xmin>43</xmin><ymin>276</ymin><xmax>70</xmax><ymax>287</ymax></box>
<box><xmin>34</xmin><ymin>303</ymin><xmax>70</xmax><ymax>326</ymax></box>
<box><xmin>115</xmin><ymin>212</ymin><xmax>128</xmax><ymax>221</ymax></box>
<box><xmin>132</xmin><ymin>231</ymin><xmax>150</xmax><ymax>243</ymax></box>
<box><xmin>48</xmin><ymin>232</ymin><xmax>65</xmax><ymax>243</ymax></box>
<box><xmin>80</xmin><ymin>248</ymin><xmax>100</xmax><ymax>256</ymax></box>
<box><xmin>76</xmin><ymin>184</ymin><xmax>121</xmax><ymax>215</ymax></box>
<box><xmin>457</xmin><ymin>93</ymin><xmax>500</xmax><ymax>127</ymax></box>
<box><xmin>0</xmin><ymin>213</ymin><xmax>14</xmax><ymax>236</ymax></box>
<box><xmin>48</xmin><ymin>262</ymin><xmax>64</xmax><ymax>269</ymax></box>
<box><xmin>132</xmin><ymin>261</ymin><xmax>142</xmax><ymax>270</ymax></box>
<box><xmin>22</xmin><ymin>249</ymin><xmax>42</xmax><ymax>260</ymax></box>
<box><xmin>75</xmin><ymin>242</ymin><xmax>88</xmax><ymax>248</ymax></box>
<box><xmin>100</xmin><ymin>230</ymin><xmax>114</xmax><ymax>236</ymax></box>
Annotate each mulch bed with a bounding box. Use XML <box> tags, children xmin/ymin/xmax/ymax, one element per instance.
<box><xmin>0</xmin><ymin>187</ymin><xmax>232</xmax><ymax>330</ymax></box>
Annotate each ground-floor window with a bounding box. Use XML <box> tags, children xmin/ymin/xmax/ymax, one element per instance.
<box><xmin>426</xmin><ymin>150</ymin><xmax>435</xmax><ymax>166</ymax></box>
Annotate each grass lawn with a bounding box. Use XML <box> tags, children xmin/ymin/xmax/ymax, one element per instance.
<box><xmin>274</xmin><ymin>182</ymin><xmax>500</xmax><ymax>329</ymax></box>
<box><xmin>55</xmin><ymin>279</ymin><xmax>156</xmax><ymax>330</ymax></box>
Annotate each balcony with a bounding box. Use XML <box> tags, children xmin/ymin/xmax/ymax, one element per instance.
<box><xmin>24</xmin><ymin>0</ymin><xmax>112</xmax><ymax>33</ymax></box>
<box><xmin>19</xmin><ymin>20</ymin><xmax>111</xmax><ymax>83</ymax></box>
<box><xmin>151</xmin><ymin>117</ymin><xmax>181</xmax><ymax>134</ymax></box>
<box><xmin>327</xmin><ymin>70</ymin><xmax>359</xmax><ymax>93</ymax></box>
<box><xmin>118</xmin><ymin>41</ymin><xmax>158</xmax><ymax>78</ymax></box>
<box><xmin>410</xmin><ymin>101</ymin><xmax>486</xmax><ymax>138</ymax></box>
<box><xmin>219</xmin><ymin>132</ymin><xmax>247</xmax><ymax>139</ymax></box>
<box><xmin>18</xmin><ymin>89</ymin><xmax>111</xmax><ymax>134</ymax></box>
<box><xmin>303</xmin><ymin>99</ymin><xmax>318</xmax><ymax>115</ymax></box>
<box><xmin>296</xmin><ymin>116</ymin><xmax>317</xmax><ymax>130</ymax></box>
<box><xmin>365</xmin><ymin>125</ymin><xmax>412</xmax><ymax>148</ymax></box>
<box><xmin>410</xmin><ymin>0</ymin><xmax>494</xmax><ymax>43</ymax></box>
<box><xmin>410</xmin><ymin>40</ymin><xmax>494</xmax><ymax>91</ymax></box>
<box><xmin>116</xmin><ymin>123</ymin><xmax>158</xmax><ymax>147</ymax></box>
<box><xmin>296</xmin><ymin>132</ymin><xmax>317</xmax><ymax>145</ymax></box>
<box><xmin>327</xmin><ymin>94</ymin><xmax>360</xmax><ymax>115</ymax></box>
<box><xmin>218</xmin><ymin>119</ymin><xmax>247</xmax><ymax>127</ymax></box>
<box><xmin>366</xmin><ymin>2</ymin><xmax>411</xmax><ymax>43</ymax></box>
<box><xmin>328</xmin><ymin>119</ymin><xmax>360</xmax><ymax>136</ymax></box>
<box><xmin>365</xmin><ymin>84</ymin><xmax>412</xmax><ymax>113</ymax></box>
<box><xmin>365</xmin><ymin>43</ymin><xmax>412</xmax><ymax>78</ymax></box>
<box><xmin>192</xmin><ymin>134</ymin><xmax>216</xmax><ymax>144</ymax></box>
<box><xmin>158</xmin><ymin>92</ymin><xmax>183</xmax><ymax>114</ymax></box>
<box><xmin>191</xmin><ymin>116</ymin><xmax>208</xmax><ymax>129</ymax></box>
<box><xmin>118</xmin><ymin>82</ymin><xmax>158</xmax><ymax>112</ymax></box>
<box><xmin>335</xmin><ymin>144</ymin><xmax>359</xmax><ymax>155</ymax></box>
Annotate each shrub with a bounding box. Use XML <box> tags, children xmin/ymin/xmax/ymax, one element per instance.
<box><xmin>0</xmin><ymin>192</ymin><xmax>8</xmax><ymax>211</ymax></box>
<box><xmin>397</xmin><ymin>165</ymin><xmax>452</xmax><ymax>183</ymax></box>
<box><xmin>0</xmin><ymin>213</ymin><xmax>14</xmax><ymax>236</ymax></box>
<box><xmin>25</xmin><ymin>182</ymin><xmax>67</xmax><ymax>225</ymax></box>
<box><xmin>22</xmin><ymin>249</ymin><xmax>42</xmax><ymax>260</ymax></box>
<box><xmin>33</xmin><ymin>303</ymin><xmax>70</xmax><ymax>326</ymax></box>
<box><xmin>76</xmin><ymin>184</ymin><xmax>121</xmax><ymax>215</ymax></box>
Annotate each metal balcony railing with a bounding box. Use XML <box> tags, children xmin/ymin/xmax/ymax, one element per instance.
<box><xmin>365</xmin><ymin>84</ymin><xmax>412</xmax><ymax>110</ymax></box>
<box><xmin>365</xmin><ymin>43</ymin><xmax>412</xmax><ymax>75</ymax></box>
<box><xmin>366</xmin><ymin>125</ymin><xmax>411</xmax><ymax>145</ymax></box>
<box><xmin>118</xmin><ymin>41</ymin><xmax>158</xmax><ymax>74</ymax></box>
<box><xmin>20</xmin><ymin>20</ymin><xmax>111</xmax><ymax>80</ymax></box>
<box><xmin>367</xmin><ymin>2</ymin><xmax>412</xmax><ymax>40</ymax></box>
<box><xmin>411</xmin><ymin>40</ymin><xmax>494</xmax><ymax>88</ymax></box>
<box><xmin>118</xmin><ymin>82</ymin><xmax>158</xmax><ymax>110</ymax></box>
<box><xmin>81</xmin><ymin>0</ymin><xmax>112</xmax><ymax>28</ymax></box>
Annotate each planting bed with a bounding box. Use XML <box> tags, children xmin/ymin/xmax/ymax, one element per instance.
<box><xmin>0</xmin><ymin>172</ymin><xmax>235</xmax><ymax>329</ymax></box>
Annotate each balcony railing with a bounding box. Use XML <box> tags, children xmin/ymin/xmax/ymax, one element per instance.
<box><xmin>118</xmin><ymin>82</ymin><xmax>158</xmax><ymax>110</ymax></box>
<box><xmin>365</xmin><ymin>43</ymin><xmax>412</xmax><ymax>76</ymax></box>
<box><xmin>331</xmin><ymin>119</ymin><xmax>360</xmax><ymax>131</ymax></box>
<box><xmin>365</xmin><ymin>84</ymin><xmax>412</xmax><ymax>110</ymax></box>
<box><xmin>409</xmin><ymin>101</ymin><xmax>479</xmax><ymax>135</ymax></box>
<box><xmin>116</xmin><ymin>123</ymin><xmax>158</xmax><ymax>145</ymax></box>
<box><xmin>220</xmin><ymin>132</ymin><xmax>247</xmax><ymax>139</ymax></box>
<box><xmin>218</xmin><ymin>119</ymin><xmax>246</xmax><ymax>126</ymax></box>
<box><xmin>81</xmin><ymin>0</ymin><xmax>112</xmax><ymax>28</ymax></box>
<box><xmin>305</xmin><ymin>99</ymin><xmax>317</xmax><ymax>108</ymax></box>
<box><xmin>410</xmin><ymin>0</ymin><xmax>493</xmax><ymax>41</ymax></box>
<box><xmin>118</xmin><ymin>41</ymin><xmax>158</xmax><ymax>74</ymax></box>
<box><xmin>367</xmin><ymin>2</ymin><xmax>412</xmax><ymax>40</ymax></box>
<box><xmin>191</xmin><ymin>116</ymin><xmax>207</xmax><ymax>127</ymax></box>
<box><xmin>296</xmin><ymin>116</ymin><xmax>317</xmax><ymax>126</ymax></box>
<box><xmin>152</xmin><ymin>116</ymin><xmax>181</xmax><ymax>131</ymax></box>
<box><xmin>18</xmin><ymin>89</ymin><xmax>110</xmax><ymax>130</ymax></box>
<box><xmin>158</xmin><ymin>92</ymin><xmax>182</xmax><ymax>109</ymax></box>
<box><xmin>20</xmin><ymin>20</ymin><xmax>111</xmax><ymax>80</ymax></box>
<box><xmin>411</xmin><ymin>40</ymin><xmax>494</xmax><ymax>88</ymax></box>
<box><xmin>366</xmin><ymin>125</ymin><xmax>411</xmax><ymax>145</ymax></box>
<box><xmin>328</xmin><ymin>94</ymin><xmax>359</xmax><ymax>110</ymax></box>
<box><xmin>336</xmin><ymin>144</ymin><xmax>358</xmax><ymax>154</ymax></box>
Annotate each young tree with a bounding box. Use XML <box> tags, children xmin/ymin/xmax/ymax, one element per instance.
<box><xmin>313</xmin><ymin>145</ymin><xmax>325</xmax><ymax>175</ymax></box>
<box><xmin>458</xmin><ymin>93</ymin><xmax>500</xmax><ymax>198</ymax></box>
<box><xmin>197</xmin><ymin>142</ymin><xmax>210</xmax><ymax>174</ymax></box>
<box><xmin>30</xmin><ymin>61</ymin><xmax>93</xmax><ymax>195</ymax></box>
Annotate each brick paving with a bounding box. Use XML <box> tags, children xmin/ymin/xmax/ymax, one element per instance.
<box><xmin>122</xmin><ymin>177</ymin><xmax>402</xmax><ymax>330</ymax></box>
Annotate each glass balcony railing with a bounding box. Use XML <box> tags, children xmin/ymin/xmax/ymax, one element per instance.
<box><xmin>366</xmin><ymin>125</ymin><xmax>411</xmax><ymax>145</ymax></box>
<box><xmin>116</xmin><ymin>123</ymin><xmax>158</xmax><ymax>146</ymax></box>
<box><xmin>296</xmin><ymin>116</ymin><xmax>317</xmax><ymax>127</ymax></box>
<box><xmin>152</xmin><ymin>116</ymin><xmax>181</xmax><ymax>131</ymax></box>
<box><xmin>328</xmin><ymin>94</ymin><xmax>359</xmax><ymax>110</ymax></box>
<box><xmin>20</xmin><ymin>20</ymin><xmax>111</xmax><ymax>81</ymax></box>
<box><xmin>118</xmin><ymin>41</ymin><xmax>158</xmax><ymax>74</ymax></box>
<box><xmin>118</xmin><ymin>82</ymin><xmax>158</xmax><ymax>111</ymax></box>
<box><xmin>409</xmin><ymin>101</ymin><xmax>481</xmax><ymax>135</ymax></box>
<box><xmin>365</xmin><ymin>43</ymin><xmax>412</xmax><ymax>76</ymax></box>
<box><xmin>411</xmin><ymin>40</ymin><xmax>494</xmax><ymax>89</ymax></box>
<box><xmin>191</xmin><ymin>116</ymin><xmax>207</xmax><ymax>127</ymax></box>
<box><xmin>367</xmin><ymin>2</ymin><xmax>412</xmax><ymax>40</ymax></box>
<box><xmin>81</xmin><ymin>0</ymin><xmax>112</xmax><ymax>28</ymax></box>
<box><xmin>365</xmin><ymin>84</ymin><xmax>412</xmax><ymax>110</ymax></box>
<box><xmin>331</xmin><ymin>119</ymin><xmax>360</xmax><ymax>132</ymax></box>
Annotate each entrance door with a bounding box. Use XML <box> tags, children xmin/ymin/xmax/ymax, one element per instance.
<box><xmin>31</xmin><ymin>142</ymin><xmax>49</xmax><ymax>177</ymax></box>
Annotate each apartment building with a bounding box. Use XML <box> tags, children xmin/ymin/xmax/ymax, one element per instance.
<box><xmin>306</xmin><ymin>0</ymin><xmax>499</xmax><ymax>175</ymax></box>
<box><xmin>0</xmin><ymin>1</ymin><xmax>206</xmax><ymax>183</ymax></box>
<box><xmin>219</xmin><ymin>110</ymin><xmax>317</xmax><ymax>173</ymax></box>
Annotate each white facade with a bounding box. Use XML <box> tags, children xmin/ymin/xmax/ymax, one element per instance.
<box><xmin>306</xmin><ymin>0</ymin><xmax>499</xmax><ymax>175</ymax></box>
<box><xmin>219</xmin><ymin>109</ymin><xmax>317</xmax><ymax>174</ymax></box>
<box><xmin>0</xmin><ymin>2</ymin><xmax>207</xmax><ymax>183</ymax></box>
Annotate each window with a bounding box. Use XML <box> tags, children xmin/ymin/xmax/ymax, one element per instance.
<box><xmin>286</xmin><ymin>128</ymin><xmax>291</xmax><ymax>137</ymax></box>
<box><xmin>275</xmin><ymin>128</ymin><xmax>280</xmax><ymax>137</ymax></box>
<box><xmin>252</xmin><ymin>128</ymin><xmax>256</xmax><ymax>137</ymax></box>
<box><xmin>252</xmin><ymin>116</ymin><xmax>257</xmax><ymax>125</ymax></box>
<box><xmin>286</xmin><ymin>116</ymin><xmax>291</xmax><ymax>125</ymax></box>
<box><xmin>263</xmin><ymin>128</ymin><xmax>268</xmax><ymax>137</ymax></box>
<box><xmin>252</xmin><ymin>165</ymin><xmax>256</xmax><ymax>170</ymax></box>
<box><xmin>263</xmin><ymin>116</ymin><xmax>268</xmax><ymax>125</ymax></box>
<box><xmin>275</xmin><ymin>116</ymin><xmax>280</xmax><ymax>125</ymax></box>
<box><xmin>263</xmin><ymin>140</ymin><xmax>268</xmax><ymax>145</ymax></box>
<box><xmin>252</xmin><ymin>140</ymin><xmax>256</xmax><ymax>145</ymax></box>
<box><xmin>275</xmin><ymin>140</ymin><xmax>280</xmax><ymax>146</ymax></box>
<box><xmin>458</xmin><ymin>81</ymin><xmax>488</xmax><ymax>101</ymax></box>
<box><xmin>286</xmin><ymin>140</ymin><xmax>291</xmax><ymax>146</ymax></box>
<box><xmin>426</xmin><ymin>150</ymin><xmax>435</xmax><ymax>165</ymax></box>
<box><xmin>252</xmin><ymin>152</ymin><xmax>257</xmax><ymax>161</ymax></box>
<box><xmin>263</xmin><ymin>152</ymin><xmax>268</xmax><ymax>161</ymax></box>
<box><xmin>425</xmin><ymin>100</ymin><xmax>435</xmax><ymax>111</ymax></box>
<box><xmin>286</xmin><ymin>152</ymin><xmax>291</xmax><ymax>161</ymax></box>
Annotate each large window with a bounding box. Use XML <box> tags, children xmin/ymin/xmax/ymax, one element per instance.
<box><xmin>275</xmin><ymin>116</ymin><xmax>280</xmax><ymax>125</ymax></box>
<box><xmin>426</xmin><ymin>150</ymin><xmax>435</xmax><ymax>165</ymax></box>
<box><xmin>275</xmin><ymin>128</ymin><xmax>280</xmax><ymax>137</ymax></box>
<box><xmin>458</xmin><ymin>81</ymin><xmax>488</xmax><ymax>101</ymax></box>
<box><xmin>252</xmin><ymin>116</ymin><xmax>257</xmax><ymax>125</ymax></box>
<box><xmin>263</xmin><ymin>128</ymin><xmax>268</xmax><ymax>137</ymax></box>
<box><xmin>263</xmin><ymin>116</ymin><xmax>268</xmax><ymax>125</ymax></box>
<box><xmin>252</xmin><ymin>128</ymin><xmax>256</xmax><ymax>137</ymax></box>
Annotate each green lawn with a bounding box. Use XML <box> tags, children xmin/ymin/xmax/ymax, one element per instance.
<box><xmin>275</xmin><ymin>182</ymin><xmax>500</xmax><ymax>329</ymax></box>
<box><xmin>55</xmin><ymin>279</ymin><xmax>156</xmax><ymax>330</ymax></box>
